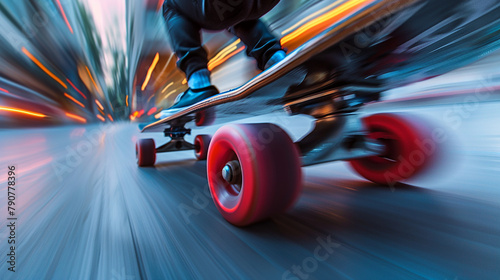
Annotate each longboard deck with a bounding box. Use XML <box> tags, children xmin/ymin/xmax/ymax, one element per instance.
<box><xmin>142</xmin><ymin>0</ymin><xmax>500</xmax><ymax>133</ymax></box>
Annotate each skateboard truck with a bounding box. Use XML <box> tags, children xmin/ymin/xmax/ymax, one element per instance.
<box><xmin>156</xmin><ymin>125</ymin><xmax>195</xmax><ymax>153</ymax></box>
<box><xmin>283</xmin><ymin>82</ymin><xmax>385</xmax><ymax>165</ymax></box>
<box><xmin>297</xmin><ymin>114</ymin><xmax>386</xmax><ymax>166</ymax></box>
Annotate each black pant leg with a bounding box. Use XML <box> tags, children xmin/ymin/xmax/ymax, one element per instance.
<box><xmin>230</xmin><ymin>19</ymin><xmax>283</xmax><ymax>70</ymax></box>
<box><xmin>163</xmin><ymin>5</ymin><xmax>208</xmax><ymax>79</ymax></box>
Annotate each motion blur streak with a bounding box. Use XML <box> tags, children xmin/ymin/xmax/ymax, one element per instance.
<box><xmin>64</xmin><ymin>93</ymin><xmax>85</xmax><ymax>108</ymax></box>
<box><xmin>161</xmin><ymin>82</ymin><xmax>174</xmax><ymax>93</ymax></box>
<box><xmin>1</xmin><ymin>91</ymin><xmax>500</xmax><ymax>278</ymax></box>
<box><xmin>209</xmin><ymin>46</ymin><xmax>246</xmax><ymax>72</ymax></box>
<box><xmin>208</xmin><ymin>39</ymin><xmax>241</xmax><ymax>70</ymax></box>
<box><xmin>156</xmin><ymin>0</ymin><xmax>163</xmax><ymax>11</ymax></box>
<box><xmin>56</xmin><ymin>0</ymin><xmax>74</xmax><ymax>34</ymax></box>
<box><xmin>281</xmin><ymin>0</ymin><xmax>375</xmax><ymax>47</ymax></box>
<box><xmin>95</xmin><ymin>100</ymin><xmax>104</xmax><ymax>111</ymax></box>
<box><xmin>66</xmin><ymin>79</ymin><xmax>87</xmax><ymax>99</ymax></box>
<box><xmin>21</xmin><ymin>47</ymin><xmax>68</xmax><ymax>89</ymax></box>
<box><xmin>130</xmin><ymin>111</ymin><xmax>139</xmax><ymax>121</ymax></box>
<box><xmin>142</xmin><ymin>52</ymin><xmax>160</xmax><ymax>91</ymax></box>
<box><xmin>281</xmin><ymin>0</ymin><xmax>343</xmax><ymax>36</ymax></box>
<box><xmin>85</xmin><ymin>66</ymin><xmax>99</xmax><ymax>91</ymax></box>
<box><xmin>147</xmin><ymin>107</ymin><xmax>157</xmax><ymax>116</ymax></box>
<box><xmin>65</xmin><ymin>113</ymin><xmax>87</xmax><ymax>123</ymax></box>
<box><xmin>0</xmin><ymin>106</ymin><xmax>46</xmax><ymax>118</ymax></box>
<box><xmin>19</xmin><ymin>157</ymin><xmax>54</xmax><ymax>175</ymax></box>
<box><xmin>1</xmin><ymin>0</ymin><xmax>500</xmax><ymax>279</ymax></box>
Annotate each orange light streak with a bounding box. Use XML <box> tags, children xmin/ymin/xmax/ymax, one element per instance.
<box><xmin>281</xmin><ymin>0</ymin><xmax>374</xmax><ymax>47</ymax></box>
<box><xmin>281</xmin><ymin>0</ymin><xmax>343</xmax><ymax>35</ymax></box>
<box><xmin>107</xmin><ymin>114</ymin><xmax>114</xmax><ymax>122</ymax></box>
<box><xmin>208</xmin><ymin>46</ymin><xmax>245</xmax><ymax>71</ymax></box>
<box><xmin>95</xmin><ymin>100</ymin><xmax>104</xmax><ymax>111</ymax></box>
<box><xmin>64</xmin><ymin>93</ymin><xmax>85</xmax><ymax>108</ymax></box>
<box><xmin>0</xmin><ymin>106</ymin><xmax>46</xmax><ymax>118</ymax></box>
<box><xmin>97</xmin><ymin>114</ymin><xmax>105</xmax><ymax>122</ymax></box>
<box><xmin>22</xmin><ymin>47</ymin><xmax>67</xmax><ymax>89</ymax></box>
<box><xmin>161</xmin><ymin>82</ymin><xmax>174</xmax><ymax>93</ymax></box>
<box><xmin>85</xmin><ymin>66</ymin><xmax>99</xmax><ymax>91</ymax></box>
<box><xmin>65</xmin><ymin>113</ymin><xmax>87</xmax><ymax>123</ymax></box>
<box><xmin>142</xmin><ymin>53</ymin><xmax>160</xmax><ymax>91</ymax></box>
<box><xmin>208</xmin><ymin>39</ymin><xmax>241</xmax><ymax>71</ymax></box>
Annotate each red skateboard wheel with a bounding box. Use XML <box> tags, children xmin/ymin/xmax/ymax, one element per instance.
<box><xmin>207</xmin><ymin>123</ymin><xmax>302</xmax><ymax>226</ymax></box>
<box><xmin>195</xmin><ymin>108</ymin><xmax>216</xmax><ymax>126</ymax></box>
<box><xmin>194</xmin><ymin>135</ymin><xmax>211</xmax><ymax>160</ymax></box>
<box><xmin>349</xmin><ymin>113</ymin><xmax>434</xmax><ymax>185</ymax></box>
<box><xmin>136</xmin><ymin>138</ymin><xmax>156</xmax><ymax>167</ymax></box>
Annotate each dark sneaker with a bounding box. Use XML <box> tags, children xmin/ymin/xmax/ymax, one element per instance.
<box><xmin>171</xmin><ymin>86</ymin><xmax>219</xmax><ymax>108</ymax></box>
<box><xmin>158</xmin><ymin>86</ymin><xmax>219</xmax><ymax>118</ymax></box>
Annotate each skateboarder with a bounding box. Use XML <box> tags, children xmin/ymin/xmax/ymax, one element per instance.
<box><xmin>161</xmin><ymin>0</ymin><xmax>287</xmax><ymax>112</ymax></box>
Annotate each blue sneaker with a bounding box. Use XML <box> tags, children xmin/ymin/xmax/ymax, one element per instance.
<box><xmin>158</xmin><ymin>86</ymin><xmax>219</xmax><ymax>118</ymax></box>
<box><xmin>265</xmin><ymin>50</ymin><xmax>287</xmax><ymax>69</ymax></box>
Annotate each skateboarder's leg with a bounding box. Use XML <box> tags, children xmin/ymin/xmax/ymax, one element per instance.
<box><xmin>163</xmin><ymin>5</ymin><xmax>210</xmax><ymax>86</ymax></box>
<box><xmin>162</xmin><ymin>4</ymin><xmax>219</xmax><ymax>110</ymax></box>
<box><xmin>230</xmin><ymin>19</ymin><xmax>286</xmax><ymax>70</ymax></box>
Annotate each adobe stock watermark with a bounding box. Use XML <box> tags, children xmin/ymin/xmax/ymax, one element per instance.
<box><xmin>282</xmin><ymin>235</ymin><xmax>341</xmax><ymax>280</ymax></box>
<box><xmin>339</xmin><ymin>1</ymin><xmax>405</xmax><ymax>62</ymax></box>
<box><xmin>383</xmin><ymin>74</ymin><xmax>498</xmax><ymax>188</ymax></box>
<box><xmin>178</xmin><ymin>184</ymin><xmax>213</xmax><ymax>224</ymax></box>
<box><xmin>339</xmin><ymin>1</ymin><xmax>424</xmax><ymax>62</ymax></box>
<box><xmin>2</xmin><ymin>11</ymin><xmax>50</xmax><ymax>50</ymax></box>
<box><xmin>51</xmin><ymin>124</ymin><xmax>109</xmax><ymax>182</ymax></box>
<box><xmin>2</xmin><ymin>1</ymin><xmax>59</xmax><ymax>50</ymax></box>
<box><xmin>442</xmin><ymin>76</ymin><xmax>496</xmax><ymax>131</ymax></box>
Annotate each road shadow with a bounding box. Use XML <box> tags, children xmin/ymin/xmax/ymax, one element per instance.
<box><xmin>138</xmin><ymin>160</ymin><xmax>452</xmax><ymax>251</ymax></box>
<box><xmin>239</xmin><ymin>177</ymin><xmax>446</xmax><ymax>247</ymax></box>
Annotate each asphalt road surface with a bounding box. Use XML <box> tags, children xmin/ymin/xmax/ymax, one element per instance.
<box><xmin>1</xmin><ymin>88</ymin><xmax>500</xmax><ymax>280</ymax></box>
<box><xmin>2</xmin><ymin>51</ymin><xmax>500</xmax><ymax>280</ymax></box>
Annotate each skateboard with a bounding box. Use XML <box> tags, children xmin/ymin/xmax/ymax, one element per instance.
<box><xmin>136</xmin><ymin>0</ymin><xmax>500</xmax><ymax>226</ymax></box>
